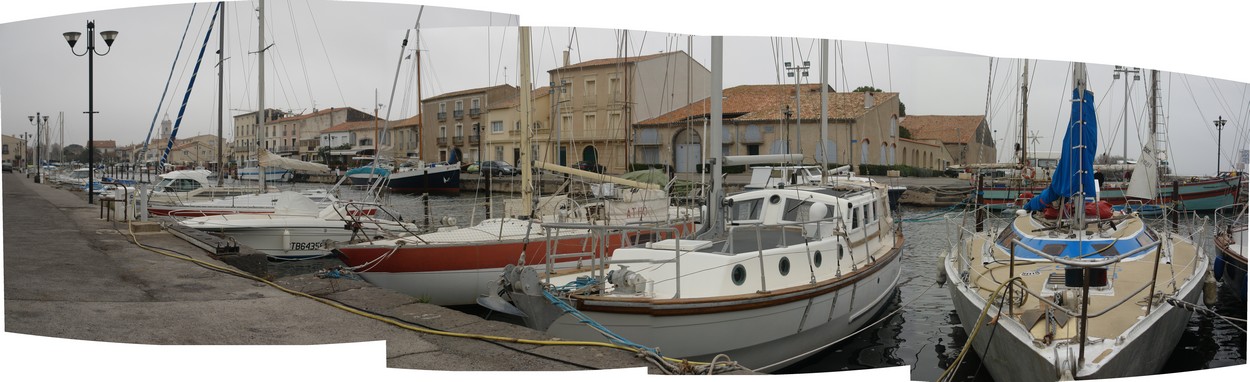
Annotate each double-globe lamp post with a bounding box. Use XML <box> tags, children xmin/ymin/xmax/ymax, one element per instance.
<box><xmin>27</xmin><ymin>113</ymin><xmax>48</xmax><ymax>183</ymax></box>
<box><xmin>63</xmin><ymin>21</ymin><xmax>117</xmax><ymax>205</ymax></box>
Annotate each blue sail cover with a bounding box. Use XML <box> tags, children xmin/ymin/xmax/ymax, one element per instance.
<box><xmin>1023</xmin><ymin>88</ymin><xmax>1098</xmax><ymax>211</ymax></box>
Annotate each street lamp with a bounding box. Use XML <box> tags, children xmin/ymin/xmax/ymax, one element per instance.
<box><xmin>28</xmin><ymin>113</ymin><xmax>48</xmax><ymax>183</ymax></box>
<box><xmin>63</xmin><ymin>21</ymin><xmax>117</xmax><ymax>204</ymax></box>
<box><xmin>1215</xmin><ymin>116</ymin><xmax>1227</xmax><ymax>174</ymax></box>
<box><xmin>1112</xmin><ymin>65</ymin><xmax>1140</xmax><ymax>162</ymax></box>
<box><xmin>784</xmin><ymin>60</ymin><xmax>810</xmax><ymax>157</ymax></box>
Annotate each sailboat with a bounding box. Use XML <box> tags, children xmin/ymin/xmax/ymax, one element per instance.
<box><xmin>331</xmin><ymin>26</ymin><xmax>698</xmax><ymax>306</ymax></box>
<box><xmin>976</xmin><ymin>63</ymin><xmax>1242</xmax><ymax>213</ymax></box>
<box><xmin>382</xmin><ymin>28</ymin><xmax>462</xmax><ymax>195</ymax></box>
<box><xmin>486</xmin><ymin>37</ymin><xmax>903</xmax><ymax>373</ymax></box>
<box><xmin>940</xmin><ymin>63</ymin><xmax>1211</xmax><ymax>381</ymax></box>
<box><xmin>1214</xmin><ymin>202</ymin><xmax>1247</xmax><ymax>306</ymax></box>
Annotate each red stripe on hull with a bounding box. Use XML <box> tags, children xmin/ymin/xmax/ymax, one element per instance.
<box><xmin>337</xmin><ymin>222</ymin><xmax>696</xmax><ymax>273</ymax></box>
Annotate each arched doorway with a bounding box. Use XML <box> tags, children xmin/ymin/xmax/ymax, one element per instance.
<box><xmin>582</xmin><ymin>145</ymin><xmax>599</xmax><ymax>169</ymax></box>
<box><xmin>450</xmin><ymin>147</ymin><xmax>463</xmax><ymax>164</ymax></box>
<box><xmin>673</xmin><ymin>128</ymin><xmax>702</xmax><ymax>173</ymax></box>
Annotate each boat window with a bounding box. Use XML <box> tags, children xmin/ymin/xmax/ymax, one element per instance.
<box><xmin>731</xmin><ymin>264</ymin><xmax>747</xmax><ymax>286</ymax></box>
<box><xmin>852</xmin><ymin>207</ymin><xmax>861</xmax><ymax>229</ymax></box>
<box><xmin>1090</xmin><ymin>243</ymin><xmax>1120</xmax><ymax>258</ymax></box>
<box><xmin>1042</xmin><ymin>244</ymin><xmax>1066</xmax><ymax>256</ymax></box>
<box><xmin>730</xmin><ymin>198</ymin><xmax>764</xmax><ymax>221</ymax></box>
<box><xmin>814</xmin><ymin>250</ymin><xmax>823</xmax><ymax>268</ymax></box>
<box><xmin>783</xmin><ymin>199</ymin><xmax>837</xmax><ymax>222</ymax></box>
<box><xmin>779</xmin><ymin>257</ymin><xmax>791</xmax><ymax>276</ymax></box>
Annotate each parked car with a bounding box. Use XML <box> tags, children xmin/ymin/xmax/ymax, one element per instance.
<box><xmin>2</xmin><ymin>161</ymin><xmax>13</xmax><ymax>173</ymax></box>
<box><xmin>479</xmin><ymin>160</ymin><xmax>519</xmax><ymax>176</ymax></box>
<box><xmin>573</xmin><ymin>161</ymin><xmax>606</xmax><ymax>174</ymax></box>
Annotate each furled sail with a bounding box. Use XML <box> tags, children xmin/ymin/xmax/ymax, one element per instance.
<box><xmin>1023</xmin><ymin>85</ymin><xmax>1099</xmax><ymax>211</ymax></box>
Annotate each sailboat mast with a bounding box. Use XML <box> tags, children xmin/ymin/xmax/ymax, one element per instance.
<box><xmin>1072</xmin><ymin>62</ymin><xmax>1088</xmax><ymax>226</ymax></box>
<box><xmin>702</xmin><ymin>36</ymin><xmax>725</xmax><ymax>238</ymax></box>
<box><xmin>257</xmin><ymin>0</ymin><xmax>266</xmax><ymax>191</ymax></box>
<box><xmin>1020</xmin><ymin>60</ymin><xmax>1029</xmax><ymax>169</ymax></box>
<box><xmin>519</xmin><ymin>26</ymin><xmax>534</xmax><ymax>215</ymax></box>
<box><xmin>820</xmin><ymin>39</ymin><xmax>829</xmax><ymax>184</ymax></box>
<box><xmin>216</xmin><ymin>0</ymin><xmax>225</xmax><ymax>186</ymax></box>
<box><xmin>415</xmin><ymin>21</ymin><xmax>423</xmax><ymax>161</ymax></box>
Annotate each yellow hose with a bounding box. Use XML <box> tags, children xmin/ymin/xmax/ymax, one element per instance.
<box><xmin>120</xmin><ymin>220</ymin><xmax>723</xmax><ymax>369</ymax></box>
<box><xmin>937</xmin><ymin>276</ymin><xmax>1023</xmax><ymax>382</ymax></box>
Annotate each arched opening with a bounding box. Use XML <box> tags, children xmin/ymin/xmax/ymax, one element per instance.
<box><xmin>582</xmin><ymin>145</ymin><xmax>599</xmax><ymax>168</ymax></box>
<box><xmin>673</xmin><ymin>128</ymin><xmax>702</xmax><ymax>173</ymax></box>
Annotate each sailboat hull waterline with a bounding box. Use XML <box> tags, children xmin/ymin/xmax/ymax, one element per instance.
<box><xmin>509</xmin><ymin>235</ymin><xmax>902</xmax><ymax>373</ymax></box>
<box><xmin>333</xmin><ymin>218</ymin><xmax>697</xmax><ymax>306</ymax></box>
<box><xmin>942</xmin><ymin>226</ymin><xmax>1207</xmax><ymax>381</ymax></box>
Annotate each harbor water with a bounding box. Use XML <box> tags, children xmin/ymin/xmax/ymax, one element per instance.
<box><xmin>239</xmin><ymin>181</ymin><xmax>1244</xmax><ymax>380</ymax></box>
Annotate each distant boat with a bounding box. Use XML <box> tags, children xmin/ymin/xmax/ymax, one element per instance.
<box><xmin>386</xmin><ymin>161</ymin><xmax>460</xmax><ymax>195</ymax></box>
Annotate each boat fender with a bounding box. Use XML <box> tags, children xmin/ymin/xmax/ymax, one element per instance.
<box><xmin>1022</xmin><ymin>167</ymin><xmax>1037</xmax><ymax>180</ymax></box>
<box><xmin>1203</xmin><ymin>271</ymin><xmax>1218</xmax><ymax>306</ymax></box>
<box><xmin>936</xmin><ymin>254</ymin><xmax>948</xmax><ymax>286</ymax></box>
<box><xmin>282</xmin><ymin>229</ymin><xmax>291</xmax><ymax>253</ymax></box>
<box><xmin>1213</xmin><ymin>255</ymin><xmax>1225</xmax><ymax>280</ymax></box>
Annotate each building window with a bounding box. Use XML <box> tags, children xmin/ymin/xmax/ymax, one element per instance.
<box><xmin>861</xmin><ymin>139</ymin><xmax>870</xmax><ymax>164</ymax></box>
<box><xmin>584</xmin><ymin>114</ymin><xmax>597</xmax><ymax>133</ymax></box>
<box><xmin>491</xmin><ymin>121</ymin><xmax>504</xmax><ymax>133</ymax></box>
<box><xmin>585</xmin><ymin>78</ymin><xmax>597</xmax><ymax>96</ymax></box>
<box><xmin>455</xmin><ymin>124</ymin><xmax>463</xmax><ymax>137</ymax></box>
<box><xmin>890</xmin><ymin>115</ymin><xmax>899</xmax><ymax>137</ymax></box>
<box><xmin>454</xmin><ymin>100</ymin><xmax>463</xmax><ymax>111</ymax></box>
<box><xmin>495</xmin><ymin>145</ymin><xmax>504</xmax><ymax>162</ymax></box>
<box><xmin>439</xmin><ymin>126</ymin><xmax>447</xmax><ymax>137</ymax></box>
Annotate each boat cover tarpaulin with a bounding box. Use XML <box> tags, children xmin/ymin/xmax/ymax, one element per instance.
<box><xmin>260</xmin><ymin>149</ymin><xmax>330</xmax><ymax>173</ymax></box>
<box><xmin>1024</xmin><ymin>88</ymin><xmax>1098</xmax><ymax>211</ymax></box>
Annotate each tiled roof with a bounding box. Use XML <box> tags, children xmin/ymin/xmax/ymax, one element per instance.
<box><xmin>423</xmin><ymin>84</ymin><xmax>516</xmax><ymax>102</ymax></box>
<box><xmin>898</xmin><ymin>137</ymin><xmax>941</xmax><ymax>148</ymax></box>
<box><xmin>322</xmin><ymin>119</ymin><xmax>385</xmax><ymax>134</ymax></box>
<box><xmin>553</xmin><ymin>51</ymin><xmax>681</xmax><ymax>71</ymax></box>
<box><xmin>637</xmin><ymin>84</ymin><xmax>898</xmax><ymax>126</ymax></box>
<box><xmin>899</xmin><ymin>115</ymin><xmax>986</xmax><ymax>144</ymax></box>
<box><xmin>272</xmin><ymin>107</ymin><xmax>356</xmax><ymax>123</ymax></box>
<box><xmin>91</xmin><ymin>140</ymin><xmax>117</xmax><ymax>149</ymax></box>
<box><xmin>389</xmin><ymin>115</ymin><xmax>421</xmax><ymax>129</ymax></box>
<box><xmin>489</xmin><ymin>86</ymin><xmax>550</xmax><ymax>110</ymax></box>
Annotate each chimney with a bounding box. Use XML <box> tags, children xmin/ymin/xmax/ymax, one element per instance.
<box><xmin>864</xmin><ymin>92</ymin><xmax>874</xmax><ymax>109</ymax></box>
<box><xmin>563</xmin><ymin>50</ymin><xmax>570</xmax><ymax>67</ymax></box>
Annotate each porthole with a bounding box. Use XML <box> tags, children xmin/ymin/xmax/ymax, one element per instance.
<box><xmin>731</xmin><ymin>264</ymin><xmax>747</xmax><ymax>286</ymax></box>
<box><xmin>813</xmin><ymin>251</ymin><xmax>823</xmax><ymax>268</ymax></box>
<box><xmin>779</xmin><ymin>257</ymin><xmax>791</xmax><ymax>276</ymax></box>
<box><xmin>769</xmin><ymin>195</ymin><xmax>782</xmax><ymax>204</ymax></box>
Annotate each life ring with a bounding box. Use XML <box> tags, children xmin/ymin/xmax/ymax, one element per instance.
<box><xmin>1022</xmin><ymin>167</ymin><xmax>1037</xmax><ymax>180</ymax></box>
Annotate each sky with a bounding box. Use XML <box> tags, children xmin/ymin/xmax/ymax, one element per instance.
<box><xmin>2</xmin><ymin>1</ymin><xmax>1248</xmax><ymax>176</ymax></box>
<box><xmin>1</xmin><ymin>1</ymin><xmax>1248</xmax><ymax>380</ymax></box>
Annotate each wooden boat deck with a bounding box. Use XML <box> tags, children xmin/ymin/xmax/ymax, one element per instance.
<box><xmin>964</xmin><ymin>216</ymin><xmax>1201</xmax><ymax>344</ymax></box>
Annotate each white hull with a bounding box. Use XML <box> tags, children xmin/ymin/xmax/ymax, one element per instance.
<box><xmin>942</xmin><ymin>239</ymin><xmax>1207</xmax><ymax>381</ymax></box>
<box><xmin>544</xmin><ymin>252</ymin><xmax>901</xmax><ymax>372</ymax></box>
<box><xmin>239</xmin><ymin>166</ymin><xmax>289</xmax><ymax>182</ymax></box>
<box><xmin>186</xmin><ymin>223</ymin><xmax>357</xmax><ymax>260</ymax></box>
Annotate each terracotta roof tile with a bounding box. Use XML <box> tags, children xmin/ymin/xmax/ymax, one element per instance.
<box><xmin>899</xmin><ymin>115</ymin><xmax>986</xmax><ymax>144</ymax></box>
<box><xmin>322</xmin><ymin>119</ymin><xmax>385</xmax><ymax>134</ymax></box>
<box><xmin>91</xmin><ymin>140</ymin><xmax>117</xmax><ymax>149</ymax></box>
<box><xmin>637</xmin><ymin>84</ymin><xmax>898</xmax><ymax>125</ymax></box>
<box><xmin>553</xmin><ymin>51</ymin><xmax>680</xmax><ymax>71</ymax></box>
<box><xmin>423</xmin><ymin>84</ymin><xmax>516</xmax><ymax>103</ymax></box>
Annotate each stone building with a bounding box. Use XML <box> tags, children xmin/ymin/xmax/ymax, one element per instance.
<box><xmin>899</xmin><ymin>115</ymin><xmax>996</xmax><ymax>166</ymax></box>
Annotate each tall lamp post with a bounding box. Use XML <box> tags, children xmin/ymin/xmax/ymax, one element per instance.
<box><xmin>1112</xmin><ymin>65</ymin><xmax>1140</xmax><ymax>163</ymax></box>
<box><xmin>1215</xmin><ymin>116</ymin><xmax>1227</xmax><ymax>175</ymax></box>
<box><xmin>28</xmin><ymin>113</ymin><xmax>48</xmax><ymax>183</ymax></box>
<box><xmin>63</xmin><ymin>20</ymin><xmax>118</xmax><ymax>205</ymax></box>
<box><xmin>784</xmin><ymin>60</ymin><xmax>810</xmax><ymax>157</ymax></box>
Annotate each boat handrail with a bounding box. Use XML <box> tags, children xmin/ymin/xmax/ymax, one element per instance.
<box><xmin>538</xmin><ymin>221</ymin><xmax>687</xmax><ymax>297</ymax></box>
<box><xmin>1009</xmin><ymin>238</ymin><xmax>1159</xmax><ymax>267</ymax></box>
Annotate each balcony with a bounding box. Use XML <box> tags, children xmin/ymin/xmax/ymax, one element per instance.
<box><xmin>275</xmin><ymin>145</ymin><xmax>299</xmax><ymax>154</ymax></box>
<box><xmin>437</xmin><ymin>137</ymin><xmax>448</xmax><ymax>146</ymax></box>
<box><xmin>437</xmin><ymin>112</ymin><xmax>447</xmax><ymax>121</ymax></box>
<box><xmin>452</xmin><ymin>135</ymin><xmax>464</xmax><ymax>145</ymax></box>
<box><xmin>454</xmin><ymin>110</ymin><xmax>464</xmax><ymax>119</ymax></box>
<box><xmin>469</xmin><ymin>108</ymin><xmax>481</xmax><ymax>117</ymax></box>
<box><xmin>469</xmin><ymin>134</ymin><xmax>480</xmax><ymax>144</ymax></box>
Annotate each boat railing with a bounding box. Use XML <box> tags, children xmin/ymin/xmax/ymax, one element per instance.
<box><xmin>333</xmin><ymin>200</ymin><xmax>428</xmax><ymax>243</ymax></box>
<box><xmin>537</xmin><ymin>221</ymin><xmax>686</xmax><ymax>296</ymax></box>
<box><xmin>1214</xmin><ymin>203</ymin><xmax>1249</xmax><ymax>233</ymax></box>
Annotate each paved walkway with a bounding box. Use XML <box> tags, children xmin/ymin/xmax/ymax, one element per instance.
<box><xmin>2</xmin><ymin>172</ymin><xmax>706</xmax><ymax>378</ymax></box>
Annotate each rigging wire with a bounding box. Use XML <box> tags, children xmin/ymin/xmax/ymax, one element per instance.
<box><xmin>285</xmin><ymin>0</ymin><xmax>316</xmax><ymax>109</ymax></box>
<box><xmin>864</xmin><ymin>42</ymin><xmax>876</xmax><ymax>89</ymax></box>
<box><xmin>301</xmin><ymin>0</ymin><xmax>348</xmax><ymax>108</ymax></box>
<box><xmin>139</xmin><ymin>3</ymin><xmax>198</xmax><ymax>166</ymax></box>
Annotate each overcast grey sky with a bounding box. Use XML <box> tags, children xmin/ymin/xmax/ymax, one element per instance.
<box><xmin>2</xmin><ymin>0</ymin><xmax>1247</xmax><ymax>178</ymax></box>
